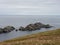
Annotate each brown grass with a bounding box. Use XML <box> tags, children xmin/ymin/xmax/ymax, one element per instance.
<box><xmin>0</xmin><ymin>29</ymin><xmax>60</xmax><ymax>45</ymax></box>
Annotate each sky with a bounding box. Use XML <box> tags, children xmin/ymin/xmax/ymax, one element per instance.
<box><xmin>0</xmin><ymin>0</ymin><xmax>60</xmax><ymax>15</ymax></box>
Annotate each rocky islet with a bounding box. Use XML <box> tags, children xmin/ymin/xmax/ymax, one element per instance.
<box><xmin>0</xmin><ymin>22</ymin><xmax>52</xmax><ymax>34</ymax></box>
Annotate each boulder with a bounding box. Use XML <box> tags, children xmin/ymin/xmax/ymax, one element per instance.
<box><xmin>19</xmin><ymin>26</ymin><xmax>25</xmax><ymax>31</ymax></box>
<box><xmin>3</xmin><ymin>26</ymin><xmax>15</xmax><ymax>33</ymax></box>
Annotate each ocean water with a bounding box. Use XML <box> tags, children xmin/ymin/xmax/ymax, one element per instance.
<box><xmin>0</xmin><ymin>15</ymin><xmax>60</xmax><ymax>42</ymax></box>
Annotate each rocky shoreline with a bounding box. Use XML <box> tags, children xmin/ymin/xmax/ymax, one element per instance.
<box><xmin>0</xmin><ymin>22</ymin><xmax>53</xmax><ymax>34</ymax></box>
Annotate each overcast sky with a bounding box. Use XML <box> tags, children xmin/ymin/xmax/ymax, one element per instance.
<box><xmin>0</xmin><ymin>0</ymin><xmax>60</xmax><ymax>15</ymax></box>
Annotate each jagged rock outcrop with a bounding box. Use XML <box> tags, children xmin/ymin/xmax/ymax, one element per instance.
<box><xmin>19</xmin><ymin>22</ymin><xmax>52</xmax><ymax>31</ymax></box>
<box><xmin>0</xmin><ymin>22</ymin><xmax>52</xmax><ymax>33</ymax></box>
<box><xmin>3</xmin><ymin>26</ymin><xmax>15</xmax><ymax>33</ymax></box>
<box><xmin>0</xmin><ymin>26</ymin><xmax>15</xmax><ymax>33</ymax></box>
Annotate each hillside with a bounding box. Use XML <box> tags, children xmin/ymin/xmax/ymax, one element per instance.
<box><xmin>0</xmin><ymin>29</ymin><xmax>60</xmax><ymax>45</ymax></box>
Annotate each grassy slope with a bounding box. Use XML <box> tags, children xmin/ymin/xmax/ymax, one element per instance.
<box><xmin>0</xmin><ymin>29</ymin><xmax>60</xmax><ymax>45</ymax></box>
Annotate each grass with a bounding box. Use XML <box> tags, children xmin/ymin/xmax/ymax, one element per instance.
<box><xmin>0</xmin><ymin>29</ymin><xmax>60</xmax><ymax>45</ymax></box>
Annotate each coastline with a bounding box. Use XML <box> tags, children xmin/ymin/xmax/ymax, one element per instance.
<box><xmin>0</xmin><ymin>29</ymin><xmax>60</xmax><ymax>45</ymax></box>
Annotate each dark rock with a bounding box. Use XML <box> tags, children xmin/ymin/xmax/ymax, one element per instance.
<box><xmin>34</xmin><ymin>22</ymin><xmax>44</xmax><ymax>29</ymax></box>
<box><xmin>25</xmin><ymin>22</ymin><xmax>44</xmax><ymax>31</ymax></box>
<box><xmin>25</xmin><ymin>24</ymin><xmax>36</xmax><ymax>31</ymax></box>
<box><xmin>43</xmin><ymin>24</ymin><xmax>52</xmax><ymax>28</ymax></box>
<box><xmin>15</xmin><ymin>29</ymin><xmax>18</xmax><ymax>31</ymax></box>
<box><xmin>19</xmin><ymin>26</ymin><xmax>25</xmax><ymax>31</ymax></box>
<box><xmin>3</xmin><ymin>26</ymin><xmax>15</xmax><ymax>33</ymax></box>
<box><xmin>0</xmin><ymin>28</ymin><xmax>3</xmax><ymax>34</ymax></box>
<box><xmin>19</xmin><ymin>22</ymin><xmax>52</xmax><ymax>31</ymax></box>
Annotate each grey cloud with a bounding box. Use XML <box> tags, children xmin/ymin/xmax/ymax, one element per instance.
<box><xmin>0</xmin><ymin>0</ymin><xmax>60</xmax><ymax>15</ymax></box>
<box><xmin>0</xmin><ymin>0</ymin><xmax>59</xmax><ymax>6</ymax></box>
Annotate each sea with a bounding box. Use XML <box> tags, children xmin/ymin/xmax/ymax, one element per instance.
<box><xmin>0</xmin><ymin>15</ymin><xmax>60</xmax><ymax>42</ymax></box>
